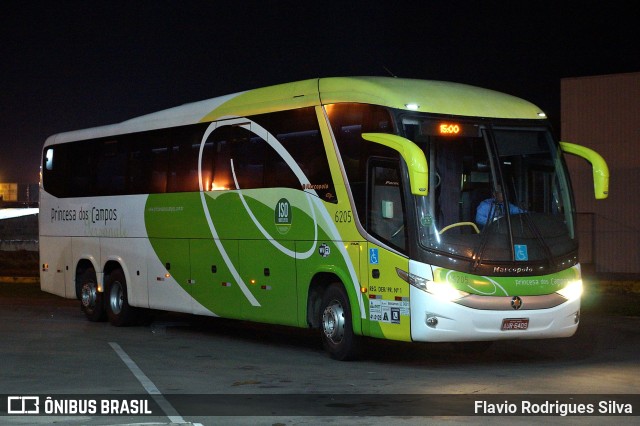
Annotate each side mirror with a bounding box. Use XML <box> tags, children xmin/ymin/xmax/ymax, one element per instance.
<box><xmin>560</xmin><ymin>142</ymin><xmax>609</xmax><ymax>200</ymax></box>
<box><xmin>361</xmin><ymin>133</ymin><xmax>428</xmax><ymax>196</ymax></box>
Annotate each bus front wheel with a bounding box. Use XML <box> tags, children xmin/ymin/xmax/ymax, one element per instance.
<box><xmin>106</xmin><ymin>269</ymin><xmax>137</xmax><ymax>327</ymax></box>
<box><xmin>320</xmin><ymin>284</ymin><xmax>360</xmax><ymax>361</ymax></box>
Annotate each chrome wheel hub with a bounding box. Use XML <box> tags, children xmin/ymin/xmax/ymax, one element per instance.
<box><xmin>81</xmin><ymin>282</ymin><xmax>97</xmax><ymax>308</ymax></box>
<box><xmin>322</xmin><ymin>300</ymin><xmax>345</xmax><ymax>344</ymax></box>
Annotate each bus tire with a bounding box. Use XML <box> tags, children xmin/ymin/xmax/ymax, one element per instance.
<box><xmin>106</xmin><ymin>269</ymin><xmax>137</xmax><ymax>327</ymax></box>
<box><xmin>320</xmin><ymin>283</ymin><xmax>360</xmax><ymax>361</ymax></box>
<box><xmin>79</xmin><ymin>268</ymin><xmax>106</xmax><ymax>322</ymax></box>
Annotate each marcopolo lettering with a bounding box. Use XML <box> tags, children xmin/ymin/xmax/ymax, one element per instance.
<box><xmin>493</xmin><ymin>266</ymin><xmax>533</xmax><ymax>274</ymax></box>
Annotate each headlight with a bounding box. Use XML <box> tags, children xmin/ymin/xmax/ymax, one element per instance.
<box><xmin>408</xmin><ymin>272</ymin><xmax>469</xmax><ymax>301</ymax></box>
<box><xmin>556</xmin><ymin>279</ymin><xmax>583</xmax><ymax>301</ymax></box>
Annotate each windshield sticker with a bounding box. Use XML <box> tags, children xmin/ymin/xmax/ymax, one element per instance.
<box><xmin>514</xmin><ymin>244</ymin><xmax>529</xmax><ymax>261</ymax></box>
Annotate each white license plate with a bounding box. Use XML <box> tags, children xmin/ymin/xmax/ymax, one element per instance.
<box><xmin>501</xmin><ymin>318</ymin><xmax>529</xmax><ymax>330</ymax></box>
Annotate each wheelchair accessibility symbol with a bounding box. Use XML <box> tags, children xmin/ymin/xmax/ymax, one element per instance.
<box><xmin>369</xmin><ymin>248</ymin><xmax>379</xmax><ymax>265</ymax></box>
<box><xmin>514</xmin><ymin>244</ymin><xmax>528</xmax><ymax>261</ymax></box>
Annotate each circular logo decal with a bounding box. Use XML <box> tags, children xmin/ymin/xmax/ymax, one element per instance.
<box><xmin>318</xmin><ymin>243</ymin><xmax>331</xmax><ymax>257</ymax></box>
<box><xmin>510</xmin><ymin>296</ymin><xmax>523</xmax><ymax>310</ymax></box>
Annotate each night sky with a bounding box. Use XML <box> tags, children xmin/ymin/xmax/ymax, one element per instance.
<box><xmin>2</xmin><ymin>1</ymin><xmax>638</xmax><ymax>184</ymax></box>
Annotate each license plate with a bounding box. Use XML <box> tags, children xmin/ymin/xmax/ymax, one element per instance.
<box><xmin>501</xmin><ymin>318</ymin><xmax>529</xmax><ymax>330</ymax></box>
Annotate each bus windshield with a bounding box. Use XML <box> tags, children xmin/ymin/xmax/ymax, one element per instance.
<box><xmin>402</xmin><ymin>116</ymin><xmax>577</xmax><ymax>269</ymax></box>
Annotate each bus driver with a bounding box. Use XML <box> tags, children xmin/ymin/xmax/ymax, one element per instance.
<box><xmin>475</xmin><ymin>185</ymin><xmax>524</xmax><ymax>227</ymax></box>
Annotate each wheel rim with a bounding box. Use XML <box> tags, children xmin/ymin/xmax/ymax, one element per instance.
<box><xmin>81</xmin><ymin>282</ymin><xmax>97</xmax><ymax>309</ymax></box>
<box><xmin>109</xmin><ymin>280</ymin><xmax>123</xmax><ymax>315</ymax></box>
<box><xmin>322</xmin><ymin>298</ymin><xmax>345</xmax><ymax>344</ymax></box>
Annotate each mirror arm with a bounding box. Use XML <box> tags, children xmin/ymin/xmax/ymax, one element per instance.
<box><xmin>560</xmin><ymin>141</ymin><xmax>609</xmax><ymax>200</ymax></box>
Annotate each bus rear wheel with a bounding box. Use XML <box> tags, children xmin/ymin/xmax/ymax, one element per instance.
<box><xmin>320</xmin><ymin>284</ymin><xmax>360</xmax><ymax>361</ymax></box>
<box><xmin>79</xmin><ymin>268</ymin><xmax>106</xmax><ymax>322</ymax></box>
<box><xmin>106</xmin><ymin>269</ymin><xmax>137</xmax><ymax>327</ymax></box>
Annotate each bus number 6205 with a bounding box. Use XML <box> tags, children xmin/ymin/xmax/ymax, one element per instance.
<box><xmin>334</xmin><ymin>210</ymin><xmax>352</xmax><ymax>223</ymax></box>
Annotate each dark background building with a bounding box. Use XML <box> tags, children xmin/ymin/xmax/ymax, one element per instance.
<box><xmin>562</xmin><ymin>72</ymin><xmax>640</xmax><ymax>278</ymax></box>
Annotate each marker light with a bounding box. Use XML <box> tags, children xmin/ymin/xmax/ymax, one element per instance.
<box><xmin>405</xmin><ymin>103</ymin><xmax>420</xmax><ymax>110</ymax></box>
<box><xmin>537</xmin><ymin>112</ymin><xmax>547</xmax><ymax>118</ymax></box>
<box><xmin>556</xmin><ymin>280</ymin><xmax>583</xmax><ymax>301</ymax></box>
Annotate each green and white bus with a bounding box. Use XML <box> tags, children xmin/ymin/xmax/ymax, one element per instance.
<box><xmin>40</xmin><ymin>77</ymin><xmax>609</xmax><ymax>360</ymax></box>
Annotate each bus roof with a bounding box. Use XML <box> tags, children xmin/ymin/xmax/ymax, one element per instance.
<box><xmin>45</xmin><ymin>77</ymin><xmax>545</xmax><ymax>145</ymax></box>
<box><xmin>320</xmin><ymin>77</ymin><xmax>544</xmax><ymax>119</ymax></box>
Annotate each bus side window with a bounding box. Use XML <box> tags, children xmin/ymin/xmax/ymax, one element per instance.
<box><xmin>71</xmin><ymin>142</ymin><xmax>98</xmax><ymax>197</ymax></box>
<box><xmin>207</xmin><ymin>126</ymin><xmax>255</xmax><ymax>190</ymax></box>
<box><xmin>214</xmin><ymin>140</ymin><xmax>232</xmax><ymax>190</ymax></box>
<box><xmin>255</xmin><ymin>107</ymin><xmax>336</xmax><ymax>202</ymax></box>
<box><xmin>233</xmin><ymin>129</ymin><xmax>266</xmax><ymax>189</ymax></box>
<box><xmin>167</xmin><ymin>127</ymin><xmax>197</xmax><ymax>193</ymax></box>
<box><xmin>327</xmin><ymin>103</ymin><xmax>395</xmax><ymax>222</ymax></box>
<box><xmin>199</xmin><ymin>139</ymin><xmax>214</xmax><ymax>191</ymax></box>
<box><xmin>128</xmin><ymin>137</ymin><xmax>150</xmax><ymax>194</ymax></box>
<box><xmin>42</xmin><ymin>145</ymin><xmax>71</xmax><ymax>197</ymax></box>
<box><xmin>206</xmin><ymin>108</ymin><xmax>334</xmax><ymax>199</ymax></box>
<box><xmin>150</xmin><ymin>138</ymin><xmax>169</xmax><ymax>193</ymax></box>
<box><xmin>368</xmin><ymin>160</ymin><xmax>407</xmax><ymax>253</ymax></box>
<box><xmin>96</xmin><ymin>140</ymin><xmax>126</xmax><ymax>195</ymax></box>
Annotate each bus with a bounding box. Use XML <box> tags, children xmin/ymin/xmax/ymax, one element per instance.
<box><xmin>40</xmin><ymin>77</ymin><xmax>609</xmax><ymax>360</ymax></box>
